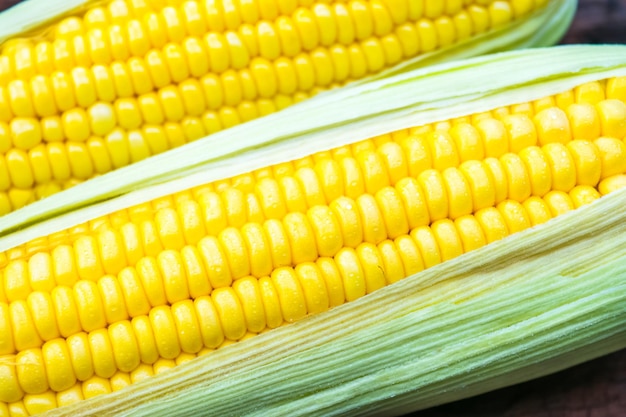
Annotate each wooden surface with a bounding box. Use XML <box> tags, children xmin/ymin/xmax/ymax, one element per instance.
<box><xmin>0</xmin><ymin>1</ymin><xmax>624</xmax><ymax>416</ymax></box>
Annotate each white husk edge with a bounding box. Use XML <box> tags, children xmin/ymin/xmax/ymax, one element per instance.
<box><xmin>0</xmin><ymin>44</ymin><xmax>625</xmax><ymax>248</ymax></box>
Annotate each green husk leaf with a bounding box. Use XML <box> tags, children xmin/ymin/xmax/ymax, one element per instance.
<box><xmin>48</xmin><ymin>168</ymin><xmax>626</xmax><ymax>417</ymax></box>
<box><xmin>1</xmin><ymin>44</ymin><xmax>625</xmax><ymax>249</ymax></box>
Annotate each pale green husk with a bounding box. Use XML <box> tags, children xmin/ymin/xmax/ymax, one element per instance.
<box><xmin>8</xmin><ymin>44</ymin><xmax>621</xmax><ymax>416</ymax></box>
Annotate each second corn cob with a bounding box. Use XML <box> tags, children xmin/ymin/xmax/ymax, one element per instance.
<box><xmin>0</xmin><ymin>45</ymin><xmax>625</xmax><ymax>416</ymax></box>
<box><xmin>0</xmin><ymin>0</ymin><xmax>575</xmax><ymax>213</ymax></box>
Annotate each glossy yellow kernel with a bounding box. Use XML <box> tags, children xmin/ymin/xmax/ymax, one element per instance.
<box><xmin>566</xmin><ymin>103</ymin><xmax>601</xmax><ymax>140</ymax></box>
<box><xmin>189</xmin><ymin>296</ymin><xmax>224</xmax><ymax>349</ymax></box>
<box><xmin>83</xmin><ymin>29</ymin><xmax>111</xmax><ymax>66</ymax></box>
<box><xmin>259</xmin><ymin>219</ymin><xmax>291</xmax><ymax>269</ymax></box>
<box><xmin>203</xmin><ymin>33</ymin><xmax>229</xmax><ymax>73</ymax></box>
<box><xmin>8</xmin><ymin>188</ymin><xmax>34</xmax><ymax>210</ymax></box>
<box><xmin>596</xmin><ymin>99</ymin><xmax>626</xmax><ymax>139</ymax></box>
<box><xmin>65</xmin><ymin>332</ymin><xmax>94</xmax><ymax>382</ymax></box>
<box><xmin>5</xmin><ymin>261</ymin><xmax>30</xmax><ymax>304</ymax></box>
<box><xmin>518</xmin><ymin>146</ymin><xmax>552</xmax><ymax>197</ymax></box>
<box><xmin>126</xmin><ymin>318</ymin><xmax>157</xmax><ymax>368</ymax></box>
<box><xmin>606</xmin><ymin>77</ymin><xmax>626</xmax><ymax>101</ymax></box>
<box><xmin>294</xmin><ymin>168</ymin><xmax>324</xmax><ymax>209</ymax></box>
<box><xmin>255</xmin><ymin>21</ymin><xmax>280</xmax><ymax>61</ymax></box>
<box><xmin>534</xmin><ymin>107</ymin><xmax>572</xmax><ymax>146</ymax></box>
<box><xmin>248</xmin><ymin>58</ymin><xmax>277</xmax><ymax>99</ymax></box>
<box><xmin>42</xmin><ymin>339</ymin><xmax>76</xmax><ymax>392</ymax></box>
<box><xmin>118</xmin><ymin>268</ymin><xmax>151</xmax><ymax>319</ymax></box>
<box><xmin>231</xmin><ymin>277</ymin><xmax>265</xmax><ymax>333</ymax></box>
<box><xmin>489</xmin><ymin>1</ymin><xmax>513</xmax><ymax>26</ymax></box>
<box><xmin>73</xmin><ymin>280</ymin><xmax>106</xmax><ymax>333</ymax></box>
<box><xmin>312</xmin><ymin>47</ymin><xmax>335</xmax><ymax>86</ymax></box>
<box><xmin>354</xmin><ymin>193</ymin><xmax>386</xmax><ymax>244</ymax></box>
<box><xmin>400</xmin><ymin>135</ymin><xmax>431</xmax><ymax>178</ymax></box>
<box><xmin>467</xmin><ymin>4</ymin><xmax>490</xmax><ymax>34</ymax></box>
<box><xmin>27</xmin><ymin>292</ymin><xmax>59</xmax><ymax>342</ymax></box>
<box><xmin>134</xmin><ymin>257</ymin><xmax>166</xmax><ymax>309</ymax></box>
<box><xmin>500</xmin><ymin>153</ymin><xmax>531</xmax><ymax>202</ymax></box>
<box><xmin>198</xmin><ymin>235</ymin><xmax>234</xmax><ymax>288</ymax></box>
<box><xmin>218</xmin><ymin>228</ymin><xmax>251</xmax><ymax>280</ymax></box>
<box><xmin>8</xmin><ymin>118</ymin><xmax>41</xmax><ymax>152</ymax></box>
<box><xmin>453</xmin><ymin>215</ymin><xmax>486</xmax><ymax>253</ymax></box>
<box><xmin>500</xmin><ymin>114</ymin><xmax>537</xmax><ymax>153</ymax></box>
<box><xmin>9</xmin><ymin>299</ymin><xmax>43</xmax><ymax>352</ymax></box>
<box><xmin>543</xmin><ymin>190</ymin><xmax>575</xmax><ymax>217</ymax></box>
<box><xmin>55</xmin><ymin>383</ymin><xmax>84</xmax><ymax>408</ymax></box>
<box><xmin>212</xmin><ymin>287</ymin><xmax>247</xmax><ymax>340</ymax></box>
<box><xmin>15</xmin><ymin>348</ymin><xmax>46</xmax><ymax>395</ymax></box>
<box><xmin>543</xmin><ymin>142</ymin><xmax>577</xmax><ymax>192</ymax></box>
<box><xmin>442</xmin><ymin>167</ymin><xmax>473</xmax><ymax>219</ymax></box>
<box><xmin>451</xmin><ymin>10</ymin><xmax>472</xmax><ymax>40</ymax></box>
<box><xmin>435</xmin><ymin>15</ymin><xmax>456</xmax><ymax>47</ymax></box>
<box><xmin>327</xmin><ymin>196</ymin><xmax>362</xmax><ymax>249</ymax></box>
<box><xmin>598</xmin><ymin>174</ymin><xmax>626</xmax><ymax>195</ymax></box>
<box><xmin>369</xmin><ymin>0</ymin><xmax>392</xmax><ymax>37</ymax></box>
<box><xmin>0</xmin><ymin>90</ymin><xmax>14</xmax><ymax>127</ymax></box>
<box><xmin>374</xmin><ymin>187</ymin><xmax>408</xmax><ymax>240</ymax></box>
<box><xmin>148</xmin><ymin>305</ymin><xmax>181</xmax><ymax>359</ymax></box>
<box><xmin>353</xmin><ymin>152</ymin><xmax>386</xmax><ymax>197</ymax></box>
<box><xmin>123</xmin><ymin>19</ymin><xmax>149</xmax><ymax>56</ymax></box>
<box><xmin>522</xmin><ymin>196</ymin><xmax>552</xmax><ymax>226</ymax></box>
<box><xmin>73</xmin><ymin>235</ymin><xmax>105</xmax><ymax>282</ymax></box>
<box><xmin>569</xmin><ymin>185</ymin><xmax>601</xmax><ymax>208</ymax></box>
<box><xmin>293</xmin><ymin>8</ymin><xmax>320</xmax><ymax>50</ymax></box>
<box><xmin>0</xmin><ymin>361</ymin><xmax>24</xmax><ymax>403</ymax></box>
<box><xmin>484</xmin><ymin>157</ymin><xmax>509</xmax><ymax>204</ymax></box>
<box><xmin>170</xmin><ymin>300</ymin><xmax>203</xmax><ymax>354</ymax></box>
<box><xmin>97</xmin><ymin>275</ymin><xmax>128</xmax><ymax>325</ymax></box>
<box><xmin>431</xmin><ymin>219</ymin><xmax>464</xmax><ymax>262</ymax></box>
<box><xmin>352</xmin><ymin>243</ymin><xmax>385</xmax><ymax>294</ymax></box>
<box><xmin>498</xmin><ymin>200</ymin><xmax>531</xmax><ymax>234</ymax></box>
<box><xmin>282</xmin><ymin>212</ymin><xmax>317</xmax><ymax>263</ymax></box>
<box><xmin>476</xmin><ymin>117</ymin><xmax>509</xmax><ymax>157</ymax></box>
<box><xmin>408</xmin><ymin>226</ymin><xmax>439</xmax><ymax>269</ymax></box>
<box><xmin>575</xmin><ymin>81</ymin><xmax>605</xmax><ymax>105</ymax></box>
<box><xmin>459</xmin><ymin>161</ymin><xmax>496</xmax><ymax>211</ymax></box>
<box><xmin>332</xmin><ymin>248</ymin><xmax>364</xmax><ymax>302</ymax></box>
<box><xmin>60</xmin><ymin>108</ymin><xmax>90</xmax><ymax>142</ymax></box>
<box><xmin>427</xmin><ymin>131</ymin><xmax>460</xmax><ymax>171</ymax></box>
<box><xmin>27</xmin><ymin>76</ymin><xmax>56</xmax><ymax>119</ymax></box>
<box><xmin>8</xmin><ymin>79</ymin><xmax>36</xmax><ymax>118</ymax></box>
<box><xmin>475</xmin><ymin>207</ymin><xmax>509</xmax><ymax>243</ymax></box>
<box><xmin>415</xmin><ymin>19</ymin><xmax>436</xmax><ymax>52</ymax></box>
<box><xmin>24</xmin><ymin>390</ymin><xmax>58</xmax><ymax>415</ymax></box>
<box><xmin>448</xmin><ymin>123</ymin><xmax>484</xmax><ymax>162</ymax></box>
<box><xmin>5</xmin><ymin>148</ymin><xmax>33</xmax><ymax>189</ymax></box>
<box><xmin>360</xmin><ymin>38</ymin><xmax>385</xmax><ymax>74</ymax></box>
<box><xmin>595</xmin><ymin>137</ymin><xmax>626</xmax><ymax>179</ymax></box>
<box><xmin>534</xmin><ymin>97</ymin><xmax>557</xmax><ymax>114</ymax></box>
<box><xmin>565</xmin><ymin>140</ymin><xmax>602</xmax><ymax>186</ymax></box>
<box><xmin>417</xmin><ymin>169</ymin><xmax>448</xmax><ymax>221</ymax></box>
<box><xmin>390</xmin><ymin>25</ymin><xmax>416</xmax><ymax>60</ymax></box>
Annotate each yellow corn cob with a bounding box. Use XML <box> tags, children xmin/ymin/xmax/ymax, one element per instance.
<box><xmin>0</xmin><ymin>0</ymin><xmax>575</xmax><ymax>214</ymax></box>
<box><xmin>1</xmin><ymin>49</ymin><xmax>626</xmax><ymax>414</ymax></box>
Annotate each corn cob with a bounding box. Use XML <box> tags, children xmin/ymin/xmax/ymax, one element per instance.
<box><xmin>0</xmin><ymin>45</ymin><xmax>624</xmax><ymax>416</ymax></box>
<box><xmin>0</xmin><ymin>0</ymin><xmax>575</xmax><ymax>214</ymax></box>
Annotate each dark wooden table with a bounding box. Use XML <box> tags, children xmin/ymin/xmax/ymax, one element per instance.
<box><xmin>0</xmin><ymin>0</ymin><xmax>624</xmax><ymax>416</ymax></box>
